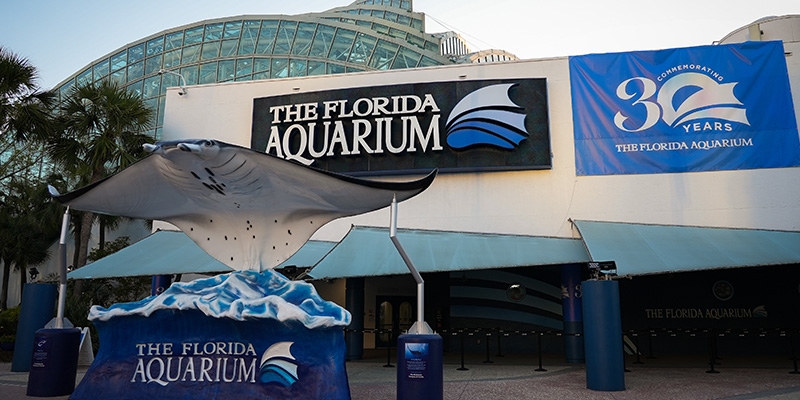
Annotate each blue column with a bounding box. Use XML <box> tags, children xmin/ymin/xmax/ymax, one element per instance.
<box><xmin>345</xmin><ymin>277</ymin><xmax>364</xmax><ymax>361</ymax></box>
<box><xmin>561</xmin><ymin>264</ymin><xmax>585</xmax><ymax>363</ymax></box>
<box><xmin>12</xmin><ymin>283</ymin><xmax>57</xmax><ymax>372</ymax></box>
<box><xmin>582</xmin><ymin>279</ymin><xmax>625</xmax><ymax>391</ymax></box>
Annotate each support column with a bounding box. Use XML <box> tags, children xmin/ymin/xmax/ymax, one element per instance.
<box><xmin>561</xmin><ymin>264</ymin><xmax>585</xmax><ymax>363</ymax></box>
<box><xmin>582</xmin><ymin>279</ymin><xmax>625</xmax><ymax>391</ymax></box>
<box><xmin>151</xmin><ymin>275</ymin><xmax>172</xmax><ymax>296</ymax></box>
<box><xmin>345</xmin><ymin>277</ymin><xmax>365</xmax><ymax>361</ymax></box>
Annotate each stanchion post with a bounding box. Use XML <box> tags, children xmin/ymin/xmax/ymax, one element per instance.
<box><xmin>482</xmin><ymin>332</ymin><xmax>493</xmax><ymax>364</ymax></box>
<box><xmin>384</xmin><ymin>329</ymin><xmax>394</xmax><ymax>368</ymax></box>
<box><xmin>706</xmin><ymin>330</ymin><xmax>719</xmax><ymax>374</ymax></box>
<box><xmin>646</xmin><ymin>330</ymin><xmax>656</xmax><ymax>359</ymax></box>
<box><xmin>457</xmin><ymin>331</ymin><xmax>468</xmax><ymax>371</ymax></box>
<box><xmin>496</xmin><ymin>329</ymin><xmax>504</xmax><ymax>357</ymax></box>
<box><xmin>535</xmin><ymin>332</ymin><xmax>547</xmax><ymax>372</ymax></box>
<box><xmin>789</xmin><ymin>331</ymin><xmax>799</xmax><ymax>375</ymax></box>
<box><xmin>633</xmin><ymin>332</ymin><xmax>644</xmax><ymax>364</ymax></box>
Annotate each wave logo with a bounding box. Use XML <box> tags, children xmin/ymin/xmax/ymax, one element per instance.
<box><xmin>445</xmin><ymin>83</ymin><xmax>529</xmax><ymax>150</ymax></box>
<box><xmin>614</xmin><ymin>72</ymin><xmax>749</xmax><ymax>132</ymax></box>
<box><xmin>259</xmin><ymin>341</ymin><xmax>299</xmax><ymax>387</ymax></box>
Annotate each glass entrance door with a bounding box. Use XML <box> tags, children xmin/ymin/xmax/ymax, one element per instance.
<box><xmin>375</xmin><ymin>295</ymin><xmax>415</xmax><ymax>348</ymax></box>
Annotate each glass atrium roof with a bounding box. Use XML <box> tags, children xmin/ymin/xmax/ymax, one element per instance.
<box><xmin>54</xmin><ymin>0</ymin><xmax>449</xmax><ymax>139</ymax></box>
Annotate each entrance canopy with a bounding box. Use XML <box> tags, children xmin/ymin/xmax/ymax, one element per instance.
<box><xmin>305</xmin><ymin>226</ymin><xmax>590</xmax><ymax>279</ymax></box>
<box><xmin>573</xmin><ymin>220</ymin><xmax>800</xmax><ymax>276</ymax></box>
<box><xmin>67</xmin><ymin>230</ymin><xmax>335</xmax><ymax>279</ymax></box>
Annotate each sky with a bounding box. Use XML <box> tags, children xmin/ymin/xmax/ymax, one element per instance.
<box><xmin>0</xmin><ymin>0</ymin><xmax>797</xmax><ymax>90</ymax></box>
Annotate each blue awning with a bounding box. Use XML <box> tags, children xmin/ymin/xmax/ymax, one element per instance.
<box><xmin>572</xmin><ymin>220</ymin><xmax>800</xmax><ymax>276</ymax></box>
<box><xmin>306</xmin><ymin>226</ymin><xmax>590</xmax><ymax>279</ymax></box>
<box><xmin>68</xmin><ymin>230</ymin><xmax>335</xmax><ymax>279</ymax></box>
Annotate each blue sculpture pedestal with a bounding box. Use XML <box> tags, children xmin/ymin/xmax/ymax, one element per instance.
<box><xmin>71</xmin><ymin>309</ymin><xmax>350</xmax><ymax>400</ymax></box>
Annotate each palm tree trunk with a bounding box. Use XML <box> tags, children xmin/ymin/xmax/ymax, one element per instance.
<box><xmin>18</xmin><ymin>264</ymin><xmax>27</xmax><ymax>303</ymax></box>
<box><xmin>0</xmin><ymin>259</ymin><xmax>11</xmax><ymax>311</ymax></box>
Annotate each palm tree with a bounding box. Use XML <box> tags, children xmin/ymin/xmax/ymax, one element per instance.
<box><xmin>47</xmin><ymin>80</ymin><xmax>153</xmax><ymax>290</ymax></box>
<box><xmin>0</xmin><ymin>47</ymin><xmax>58</xmax><ymax>310</ymax></box>
<box><xmin>0</xmin><ymin>47</ymin><xmax>56</xmax><ymax>189</ymax></box>
<box><xmin>0</xmin><ymin>178</ymin><xmax>62</xmax><ymax>310</ymax></box>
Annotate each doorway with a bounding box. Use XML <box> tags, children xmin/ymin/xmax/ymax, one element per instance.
<box><xmin>375</xmin><ymin>296</ymin><xmax>415</xmax><ymax>347</ymax></box>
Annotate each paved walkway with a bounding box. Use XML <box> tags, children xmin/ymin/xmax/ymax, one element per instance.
<box><xmin>2</xmin><ymin>353</ymin><xmax>800</xmax><ymax>399</ymax></box>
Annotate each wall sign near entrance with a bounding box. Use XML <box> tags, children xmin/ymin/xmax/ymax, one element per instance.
<box><xmin>252</xmin><ymin>79</ymin><xmax>551</xmax><ymax>175</ymax></box>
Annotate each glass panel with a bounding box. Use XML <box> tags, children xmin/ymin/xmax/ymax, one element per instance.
<box><xmin>291</xmin><ymin>22</ymin><xmax>316</xmax><ymax>56</ymax></box>
<box><xmin>401</xmin><ymin>0</ymin><xmax>411</xmax><ymax>10</ymax></box>
<box><xmin>391</xmin><ymin>47</ymin><xmax>420</xmax><ymax>69</ymax></box>
<box><xmin>253</xmin><ymin>58</ymin><xmax>271</xmax><ymax>73</ymax></box>
<box><xmin>182</xmin><ymin>44</ymin><xmax>201</xmax><ymax>63</ymax></box>
<box><xmin>419</xmin><ymin>56</ymin><xmax>442</xmax><ymax>68</ymax></box>
<box><xmin>373</xmin><ymin>23</ymin><xmax>389</xmax><ymax>35</ymax></box>
<box><xmin>128</xmin><ymin>43</ymin><xmax>145</xmax><ymax>64</ymax></box>
<box><xmin>180</xmin><ymin>65</ymin><xmax>199</xmax><ymax>85</ymax></box>
<box><xmin>378</xmin><ymin>301</ymin><xmax>392</xmax><ymax>343</ymax></box>
<box><xmin>235</xmin><ymin>75</ymin><xmax>252</xmax><ymax>82</ymax></box>
<box><xmin>126</xmin><ymin>80</ymin><xmax>143</xmax><ymax>97</ymax></box>
<box><xmin>199</xmin><ymin>62</ymin><xmax>217</xmax><ymax>84</ymax></box>
<box><xmin>239</xmin><ymin>20</ymin><xmax>260</xmax><ymax>55</ymax></box>
<box><xmin>235</xmin><ymin>58</ymin><xmax>253</xmax><ymax>77</ymax></box>
<box><xmin>161</xmin><ymin>73</ymin><xmax>181</xmax><ymax>90</ymax></box>
<box><xmin>157</xmin><ymin>97</ymin><xmax>165</xmax><ymax>126</ymax></box>
<box><xmin>111</xmin><ymin>50</ymin><xmax>127</xmax><ymax>71</ymax></box>
<box><xmin>346</xmin><ymin>66</ymin><xmax>364</xmax><ymax>73</ymax></box>
<box><xmin>326</xmin><ymin>63</ymin><xmax>345</xmax><ymax>74</ymax></box>
<box><xmin>397</xmin><ymin>14</ymin><xmax>410</xmax><ymax>26</ymax></box>
<box><xmin>93</xmin><ymin>59</ymin><xmax>109</xmax><ymax>79</ymax></box>
<box><xmin>184</xmin><ymin>26</ymin><xmax>204</xmax><ymax>45</ymax></box>
<box><xmin>218</xmin><ymin>59</ymin><xmax>235</xmax><ymax>81</ymax></box>
<box><xmin>271</xmin><ymin>58</ymin><xmax>289</xmax><ymax>79</ymax></box>
<box><xmin>307</xmin><ymin>61</ymin><xmax>326</xmax><ymax>76</ymax></box>
<box><xmin>147</xmin><ymin>36</ymin><xmax>164</xmax><ymax>57</ymax></box>
<box><xmin>143</xmin><ymin>97</ymin><xmax>158</xmax><ymax>118</ymax></box>
<box><xmin>256</xmin><ymin>20</ymin><xmax>279</xmax><ymax>54</ymax></box>
<box><xmin>143</xmin><ymin>75</ymin><xmax>161</xmax><ymax>98</ymax></box>
<box><xmin>348</xmin><ymin>33</ymin><xmax>376</xmax><ymax>64</ymax></box>
<box><xmin>163</xmin><ymin>49</ymin><xmax>181</xmax><ymax>69</ymax></box>
<box><xmin>253</xmin><ymin>71</ymin><xmax>270</xmax><ymax>80</ymax></box>
<box><xmin>384</xmin><ymin>11</ymin><xmax>398</xmax><ymax>23</ymax></box>
<box><xmin>410</xmin><ymin>18</ymin><xmax>422</xmax><ymax>31</ymax></box>
<box><xmin>359</xmin><ymin>9</ymin><xmax>370</xmax><ymax>15</ymax></box>
<box><xmin>110</xmin><ymin>69</ymin><xmax>126</xmax><ymax>85</ymax></box>
<box><xmin>406</xmin><ymin>34</ymin><xmax>424</xmax><ymax>49</ymax></box>
<box><xmin>388</xmin><ymin>27</ymin><xmax>406</xmax><ymax>40</ymax></box>
<box><xmin>289</xmin><ymin>59</ymin><xmax>307</xmax><ymax>77</ymax></box>
<box><xmin>201</xmin><ymin>41</ymin><xmax>220</xmax><ymax>60</ymax></box>
<box><xmin>127</xmin><ymin>61</ymin><xmax>144</xmax><ymax>80</ymax></box>
<box><xmin>329</xmin><ymin>28</ymin><xmax>355</xmax><ymax>61</ymax></box>
<box><xmin>371</xmin><ymin>10</ymin><xmax>385</xmax><ymax>19</ymax></box>
<box><xmin>398</xmin><ymin>302</ymin><xmax>413</xmax><ymax>334</ymax></box>
<box><xmin>145</xmin><ymin>55</ymin><xmax>162</xmax><ymax>76</ymax></box>
<box><xmin>369</xmin><ymin>40</ymin><xmax>398</xmax><ymax>70</ymax></box>
<box><xmin>76</xmin><ymin>69</ymin><xmax>92</xmax><ymax>85</ymax></box>
<box><xmin>165</xmin><ymin>31</ymin><xmax>184</xmax><ymax>50</ymax></box>
<box><xmin>221</xmin><ymin>39</ymin><xmax>239</xmax><ymax>57</ymax></box>
<box><xmin>204</xmin><ymin>23</ymin><xmax>224</xmax><ymax>41</ymax></box>
<box><xmin>223</xmin><ymin>20</ymin><xmax>243</xmax><ymax>38</ymax></box>
<box><xmin>308</xmin><ymin>24</ymin><xmax>335</xmax><ymax>58</ymax></box>
<box><xmin>356</xmin><ymin>20</ymin><xmax>371</xmax><ymax>28</ymax></box>
<box><xmin>273</xmin><ymin>20</ymin><xmax>297</xmax><ymax>55</ymax></box>
<box><xmin>424</xmin><ymin>41</ymin><xmax>439</xmax><ymax>53</ymax></box>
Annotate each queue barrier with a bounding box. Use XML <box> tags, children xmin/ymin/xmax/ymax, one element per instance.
<box><xmin>343</xmin><ymin>327</ymin><xmax>800</xmax><ymax>374</ymax></box>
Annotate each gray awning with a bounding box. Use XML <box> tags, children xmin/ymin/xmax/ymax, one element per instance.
<box><xmin>306</xmin><ymin>226</ymin><xmax>590</xmax><ymax>279</ymax></box>
<box><xmin>572</xmin><ymin>220</ymin><xmax>800</xmax><ymax>276</ymax></box>
<box><xmin>68</xmin><ymin>230</ymin><xmax>335</xmax><ymax>279</ymax></box>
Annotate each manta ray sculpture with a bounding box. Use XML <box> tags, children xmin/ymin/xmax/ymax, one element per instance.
<box><xmin>50</xmin><ymin>139</ymin><xmax>436</xmax><ymax>272</ymax></box>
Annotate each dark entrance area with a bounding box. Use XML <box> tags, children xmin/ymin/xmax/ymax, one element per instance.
<box><xmin>375</xmin><ymin>295</ymin><xmax>415</xmax><ymax>348</ymax></box>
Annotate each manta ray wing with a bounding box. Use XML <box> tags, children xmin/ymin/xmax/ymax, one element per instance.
<box><xmin>51</xmin><ymin>140</ymin><xmax>436</xmax><ymax>272</ymax></box>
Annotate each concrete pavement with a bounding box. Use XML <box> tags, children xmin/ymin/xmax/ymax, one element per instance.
<box><xmin>2</xmin><ymin>352</ymin><xmax>800</xmax><ymax>399</ymax></box>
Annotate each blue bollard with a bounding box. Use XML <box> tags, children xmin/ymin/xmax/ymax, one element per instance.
<box><xmin>26</xmin><ymin>328</ymin><xmax>82</xmax><ymax>396</ymax></box>
<box><xmin>11</xmin><ymin>283</ymin><xmax>57</xmax><ymax>372</ymax></box>
<box><xmin>582</xmin><ymin>279</ymin><xmax>625</xmax><ymax>391</ymax></box>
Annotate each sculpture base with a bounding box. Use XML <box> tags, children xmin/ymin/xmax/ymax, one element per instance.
<box><xmin>71</xmin><ymin>309</ymin><xmax>351</xmax><ymax>400</ymax></box>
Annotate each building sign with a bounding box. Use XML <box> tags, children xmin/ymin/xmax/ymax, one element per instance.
<box><xmin>252</xmin><ymin>79</ymin><xmax>551</xmax><ymax>175</ymax></box>
<box><xmin>570</xmin><ymin>41</ymin><xmax>800</xmax><ymax>176</ymax></box>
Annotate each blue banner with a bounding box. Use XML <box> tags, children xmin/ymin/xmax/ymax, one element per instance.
<box><xmin>570</xmin><ymin>41</ymin><xmax>799</xmax><ymax>175</ymax></box>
